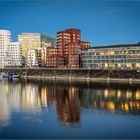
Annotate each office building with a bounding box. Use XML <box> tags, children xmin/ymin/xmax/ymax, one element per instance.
<box><xmin>81</xmin><ymin>42</ymin><xmax>140</xmax><ymax>70</ymax></box>
<box><xmin>0</xmin><ymin>58</ymin><xmax>13</xmax><ymax>68</ymax></box>
<box><xmin>26</xmin><ymin>48</ymin><xmax>39</xmax><ymax>68</ymax></box>
<box><xmin>0</xmin><ymin>30</ymin><xmax>22</xmax><ymax>68</ymax></box>
<box><xmin>56</xmin><ymin>29</ymin><xmax>90</xmax><ymax>68</ymax></box>
<box><xmin>8</xmin><ymin>42</ymin><xmax>22</xmax><ymax>67</ymax></box>
<box><xmin>18</xmin><ymin>33</ymin><xmax>56</xmax><ymax>57</ymax></box>
<box><xmin>0</xmin><ymin>30</ymin><xmax>11</xmax><ymax>57</ymax></box>
<box><xmin>37</xmin><ymin>47</ymin><xmax>47</xmax><ymax>67</ymax></box>
<box><xmin>46</xmin><ymin>54</ymin><xmax>64</xmax><ymax>68</ymax></box>
<box><xmin>64</xmin><ymin>42</ymin><xmax>81</xmax><ymax>68</ymax></box>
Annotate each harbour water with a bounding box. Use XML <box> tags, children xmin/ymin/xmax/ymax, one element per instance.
<box><xmin>0</xmin><ymin>79</ymin><xmax>140</xmax><ymax>139</ymax></box>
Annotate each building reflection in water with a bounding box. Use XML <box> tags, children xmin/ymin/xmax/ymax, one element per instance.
<box><xmin>80</xmin><ymin>87</ymin><xmax>140</xmax><ymax>114</ymax></box>
<box><xmin>21</xmin><ymin>84</ymin><xmax>41</xmax><ymax>113</ymax></box>
<box><xmin>0</xmin><ymin>81</ymin><xmax>21</xmax><ymax>128</ymax></box>
<box><xmin>55</xmin><ymin>86</ymin><xmax>80</xmax><ymax>127</ymax></box>
<box><xmin>39</xmin><ymin>86</ymin><xmax>48</xmax><ymax>109</ymax></box>
<box><xmin>0</xmin><ymin>80</ymin><xmax>140</xmax><ymax>128</ymax></box>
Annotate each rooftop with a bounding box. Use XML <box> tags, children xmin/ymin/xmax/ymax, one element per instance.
<box><xmin>90</xmin><ymin>42</ymin><xmax>140</xmax><ymax>49</ymax></box>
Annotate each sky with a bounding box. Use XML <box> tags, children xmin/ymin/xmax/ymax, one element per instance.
<box><xmin>0</xmin><ymin>0</ymin><xmax>140</xmax><ymax>46</ymax></box>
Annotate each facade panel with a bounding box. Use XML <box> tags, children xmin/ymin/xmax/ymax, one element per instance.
<box><xmin>81</xmin><ymin>43</ymin><xmax>140</xmax><ymax>70</ymax></box>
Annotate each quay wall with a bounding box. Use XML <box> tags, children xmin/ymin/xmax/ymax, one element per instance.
<box><xmin>0</xmin><ymin>68</ymin><xmax>140</xmax><ymax>83</ymax></box>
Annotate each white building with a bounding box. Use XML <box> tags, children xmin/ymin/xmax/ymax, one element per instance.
<box><xmin>0</xmin><ymin>30</ymin><xmax>22</xmax><ymax>68</ymax></box>
<box><xmin>26</xmin><ymin>48</ymin><xmax>39</xmax><ymax>68</ymax></box>
<box><xmin>0</xmin><ymin>58</ymin><xmax>13</xmax><ymax>68</ymax></box>
<box><xmin>0</xmin><ymin>30</ymin><xmax>11</xmax><ymax>57</ymax></box>
<box><xmin>8</xmin><ymin>42</ymin><xmax>22</xmax><ymax>67</ymax></box>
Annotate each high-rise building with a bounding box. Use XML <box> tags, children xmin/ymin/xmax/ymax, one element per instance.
<box><xmin>56</xmin><ymin>29</ymin><xmax>81</xmax><ymax>56</ymax></box>
<box><xmin>18</xmin><ymin>33</ymin><xmax>56</xmax><ymax>58</ymax></box>
<box><xmin>56</xmin><ymin>28</ymin><xmax>90</xmax><ymax>68</ymax></box>
<box><xmin>0</xmin><ymin>30</ymin><xmax>11</xmax><ymax>57</ymax></box>
<box><xmin>64</xmin><ymin>42</ymin><xmax>81</xmax><ymax>68</ymax></box>
<box><xmin>0</xmin><ymin>30</ymin><xmax>22</xmax><ymax>68</ymax></box>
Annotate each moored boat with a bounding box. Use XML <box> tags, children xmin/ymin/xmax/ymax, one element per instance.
<box><xmin>0</xmin><ymin>72</ymin><xmax>20</xmax><ymax>79</ymax></box>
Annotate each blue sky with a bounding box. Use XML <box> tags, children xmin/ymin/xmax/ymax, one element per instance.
<box><xmin>0</xmin><ymin>1</ymin><xmax>140</xmax><ymax>46</ymax></box>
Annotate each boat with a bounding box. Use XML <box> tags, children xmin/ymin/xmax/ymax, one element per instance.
<box><xmin>8</xmin><ymin>72</ymin><xmax>20</xmax><ymax>79</ymax></box>
<box><xmin>0</xmin><ymin>72</ymin><xmax>20</xmax><ymax>80</ymax></box>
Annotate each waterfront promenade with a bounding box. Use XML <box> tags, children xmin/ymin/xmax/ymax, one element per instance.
<box><xmin>1</xmin><ymin>68</ymin><xmax>140</xmax><ymax>83</ymax></box>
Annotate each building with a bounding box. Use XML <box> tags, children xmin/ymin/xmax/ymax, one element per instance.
<box><xmin>56</xmin><ymin>29</ymin><xmax>90</xmax><ymax>68</ymax></box>
<box><xmin>18</xmin><ymin>33</ymin><xmax>56</xmax><ymax>58</ymax></box>
<box><xmin>26</xmin><ymin>46</ymin><xmax>62</xmax><ymax>68</ymax></box>
<box><xmin>46</xmin><ymin>54</ymin><xmax>64</xmax><ymax>68</ymax></box>
<box><xmin>26</xmin><ymin>48</ymin><xmax>39</xmax><ymax>68</ymax></box>
<box><xmin>0</xmin><ymin>30</ymin><xmax>11</xmax><ymax>57</ymax></box>
<box><xmin>79</xmin><ymin>41</ymin><xmax>91</xmax><ymax>50</ymax></box>
<box><xmin>81</xmin><ymin>42</ymin><xmax>140</xmax><ymax>70</ymax></box>
<box><xmin>45</xmin><ymin>46</ymin><xmax>64</xmax><ymax>68</ymax></box>
<box><xmin>0</xmin><ymin>57</ymin><xmax>13</xmax><ymax>68</ymax></box>
<box><xmin>0</xmin><ymin>30</ymin><xmax>22</xmax><ymax>68</ymax></box>
<box><xmin>64</xmin><ymin>43</ymin><xmax>81</xmax><ymax>68</ymax></box>
<box><xmin>57</xmin><ymin>29</ymin><xmax>81</xmax><ymax>56</ymax></box>
<box><xmin>37</xmin><ymin>47</ymin><xmax>47</xmax><ymax>67</ymax></box>
<box><xmin>8</xmin><ymin>42</ymin><xmax>22</xmax><ymax>67</ymax></box>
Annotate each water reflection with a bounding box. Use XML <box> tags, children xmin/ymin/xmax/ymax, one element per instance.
<box><xmin>81</xmin><ymin>87</ymin><xmax>140</xmax><ymax>114</ymax></box>
<box><xmin>56</xmin><ymin>86</ymin><xmax>80</xmax><ymax>126</ymax></box>
<box><xmin>21</xmin><ymin>84</ymin><xmax>41</xmax><ymax>113</ymax></box>
<box><xmin>0</xmin><ymin>81</ymin><xmax>21</xmax><ymax>128</ymax></box>
<box><xmin>0</xmin><ymin>80</ymin><xmax>140</xmax><ymax>129</ymax></box>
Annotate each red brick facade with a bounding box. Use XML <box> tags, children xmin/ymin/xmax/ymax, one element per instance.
<box><xmin>46</xmin><ymin>54</ymin><xmax>64</xmax><ymax>68</ymax></box>
<box><xmin>56</xmin><ymin>29</ymin><xmax>90</xmax><ymax>68</ymax></box>
<box><xmin>45</xmin><ymin>29</ymin><xmax>90</xmax><ymax>68</ymax></box>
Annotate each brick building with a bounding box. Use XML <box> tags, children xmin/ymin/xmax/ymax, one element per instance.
<box><xmin>56</xmin><ymin>28</ymin><xmax>90</xmax><ymax>68</ymax></box>
<box><xmin>46</xmin><ymin>54</ymin><xmax>64</xmax><ymax>68</ymax></box>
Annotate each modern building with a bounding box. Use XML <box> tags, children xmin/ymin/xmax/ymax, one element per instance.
<box><xmin>26</xmin><ymin>48</ymin><xmax>39</xmax><ymax>68</ymax></box>
<box><xmin>0</xmin><ymin>58</ymin><xmax>13</xmax><ymax>68</ymax></box>
<box><xmin>0</xmin><ymin>30</ymin><xmax>11</xmax><ymax>57</ymax></box>
<box><xmin>57</xmin><ymin>29</ymin><xmax>81</xmax><ymax>53</ymax></box>
<box><xmin>81</xmin><ymin>42</ymin><xmax>140</xmax><ymax>70</ymax></box>
<box><xmin>37</xmin><ymin>47</ymin><xmax>47</xmax><ymax>67</ymax></box>
<box><xmin>8</xmin><ymin>42</ymin><xmax>22</xmax><ymax>67</ymax></box>
<box><xmin>18</xmin><ymin>33</ymin><xmax>56</xmax><ymax>58</ymax></box>
<box><xmin>57</xmin><ymin>29</ymin><xmax>90</xmax><ymax>55</ymax></box>
<box><xmin>64</xmin><ymin>43</ymin><xmax>81</xmax><ymax>68</ymax></box>
<box><xmin>0</xmin><ymin>30</ymin><xmax>22</xmax><ymax>68</ymax></box>
<box><xmin>79</xmin><ymin>41</ymin><xmax>91</xmax><ymax>50</ymax></box>
<box><xmin>46</xmin><ymin>54</ymin><xmax>64</xmax><ymax>68</ymax></box>
<box><xmin>26</xmin><ymin>46</ymin><xmax>60</xmax><ymax>68</ymax></box>
<box><xmin>56</xmin><ymin>29</ymin><xmax>90</xmax><ymax>68</ymax></box>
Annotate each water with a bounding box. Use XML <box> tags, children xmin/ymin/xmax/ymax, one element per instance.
<box><xmin>0</xmin><ymin>79</ymin><xmax>140</xmax><ymax>139</ymax></box>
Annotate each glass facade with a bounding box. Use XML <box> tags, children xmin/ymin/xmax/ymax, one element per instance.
<box><xmin>81</xmin><ymin>43</ymin><xmax>140</xmax><ymax>70</ymax></box>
